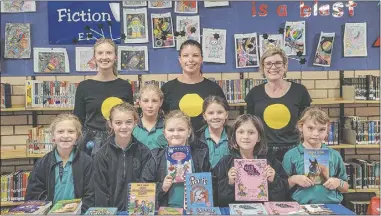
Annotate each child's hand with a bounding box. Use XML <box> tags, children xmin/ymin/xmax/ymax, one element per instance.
<box><xmin>290</xmin><ymin>175</ymin><xmax>314</xmax><ymax>187</ymax></box>
<box><xmin>228</xmin><ymin>167</ymin><xmax>237</xmax><ymax>185</ymax></box>
<box><xmin>264</xmin><ymin>165</ymin><xmax>276</xmax><ymax>183</ymax></box>
<box><xmin>323</xmin><ymin>177</ymin><xmax>340</xmax><ymax>190</ymax></box>
<box><xmin>162</xmin><ymin>175</ymin><xmax>173</xmax><ymax>192</ymax></box>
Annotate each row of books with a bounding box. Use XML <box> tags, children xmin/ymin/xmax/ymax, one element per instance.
<box><xmin>27</xmin><ymin>126</ymin><xmax>53</xmax><ymax>156</ymax></box>
<box><xmin>346</xmin><ymin>201</ymin><xmax>370</xmax><ymax>215</ymax></box>
<box><xmin>1</xmin><ymin>171</ymin><xmax>30</xmax><ymax>202</ymax></box>
<box><xmin>1</xmin><ymin>83</ymin><xmax>12</xmax><ymax>108</ymax></box>
<box><xmin>344</xmin><ymin>75</ymin><xmax>380</xmax><ymax>101</ymax></box>
<box><xmin>326</xmin><ymin>121</ymin><xmax>339</xmax><ymax>145</ymax></box>
<box><xmin>345</xmin><ymin>159</ymin><xmax>380</xmax><ymax>190</ymax></box>
<box><xmin>1</xmin><ymin>199</ymin><xmax>81</xmax><ymax>215</ymax></box>
<box><xmin>343</xmin><ymin>117</ymin><xmax>381</xmax><ymax>145</ymax></box>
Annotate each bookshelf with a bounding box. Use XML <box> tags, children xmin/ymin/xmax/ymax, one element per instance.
<box><xmin>1</xmin><ymin>149</ymin><xmax>46</xmax><ymax>160</ymax></box>
<box><xmin>0</xmin><ymin>201</ymin><xmax>25</xmax><ymax>207</ymax></box>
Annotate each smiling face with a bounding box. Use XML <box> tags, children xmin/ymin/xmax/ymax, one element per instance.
<box><xmin>53</xmin><ymin>120</ymin><xmax>78</xmax><ymax>151</ymax></box>
<box><xmin>94</xmin><ymin>41</ymin><xmax>116</xmax><ymax>72</ymax></box>
<box><xmin>164</xmin><ymin>117</ymin><xmax>191</xmax><ymax>147</ymax></box>
<box><xmin>140</xmin><ymin>89</ymin><xmax>163</xmax><ymax>118</ymax></box>
<box><xmin>203</xmin><ymin>102</ymin><xmax>228</xmax><ymax>130</ymax></box>
<box><xmin>178</xmin><ymin>44</ymin><xmax>203</xmax><ymax>75</ymax></box>
<box><xmin>235</xmin><ymin>121</ymin><xmax>260</xmax><ymax>152</ymax></box>
<box><xmin>262</xmin><ymin>54</ymin><xmax>287</xmax><ymax>81</ymax></box>
<box><xmin>108</xmin><ymin>110</ymin><xmax>136</xmax><ymax>140</ymax></box>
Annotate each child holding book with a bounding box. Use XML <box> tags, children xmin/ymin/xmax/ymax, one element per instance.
<box><xmin>142</xmin><ymin>110</ymin><xmax>211</xmax><ymax>208</ymax></box>
<box><xmin>213</xmin><ymin>114</ymin><xmax>289</xmax><ymax>207</ymax></box>
<box><xmin>133</xmin><ymin>84</ymin><xmax>167</xmax><ymax>150</ymax></box>
<box><xmin>282</xmin><ymin>107</ymin><xmax>349</xmax><ymax>204</ymax></box>
<box><xmin>25</xmin><ymin>114</ymin><xmax>94</xmax><ymax>213</ymax></box>
<box><xmin>93</xmin><ymin>103</ymin><xmax>152</xmax><ymax>211</ymax></box>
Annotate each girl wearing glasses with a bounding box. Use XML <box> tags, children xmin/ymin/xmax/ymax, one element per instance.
<box><xmin>244</xmin><ymin>47</ymin><xmax>311</xmax><ymax>162</ymax></box>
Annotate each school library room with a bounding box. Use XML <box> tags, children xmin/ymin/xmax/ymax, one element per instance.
<box><xmin>0</xmin><ymin>0</ymin><xmax>380</xmax><ymax>215</ymax></box>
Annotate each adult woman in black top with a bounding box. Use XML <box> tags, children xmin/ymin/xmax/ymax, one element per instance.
<box><xmin>74</xmin><ymin>38</ymin><xmax>133</xmax><ymax>156</ymax></box>
<box><xmin>245</xmin><ymin>48</ymin><xmax>311</xmax><ymax>162</ymax></box>
<box><xmin>161</xmin><ymin>40</ymin><xmax>225</xmax><ymax>134</ymax></box>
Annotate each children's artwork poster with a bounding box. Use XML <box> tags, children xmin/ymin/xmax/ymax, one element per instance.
<box><xmin>202</xmin><ymin>28</ymin><xmax>226</xmax><ymax>63</ymax></box>
<box><xmin>175</xmin><ymin>0</ymin><xmax>198</xmax><ymax>14</ymax></box>
<box><xmin>176</xmin><ymin>16</ymin><xmax>200</xmax><ymax>50</ymax></box>
<box><xmin>234</xmin><ymin>33</ymin><xmax>260</xmax><ymax>68</ymax></box>
<box><xmin>48</xmin><ymin>1</ymin><xmax>121</xmax><ymax>44</ymax></box>
<box><xmin>259</xmin><ymin>34</ymin><xmax>284</xmax><ymax>56</ymax></box>
<box><xmin>33</xmin><ymin>48</ymin><xmax>70</xmax><ymax>73</ymax></box>
<box><xmin>4</xmin><ymin>23</ymin><xmax>31</xmax><ymax>59</ymax></box>
<box><xmin>148</xmin><ymin>1</ymin><xmax>172</xmax><ymax>9</ymax></box>
<box><xmin>75</xmin><ymin>47</ymin><xmax>96</xmax><ymax>72</ymax></box>
<box><xmin>344</xmin><ymin>22</ymin><xmax>368</xmax><ymax>57</ymax></box>
<box><xmin>204</xmin><ymin>1</ymin><xmax>229</xmax><ymax>8</ymax></box>
<box><xmin>118</xmin><ymin>46</ymin><xmax>148</xmax><ymax>71</ymax></box>
<box><xmin>234</xmin><ymin>159</ymin><xmax>268</xmax><ymax>201</ymax></box>
<box><xmin>0</xmin><ymin>1</ymin><xmax>36</xmax><ymax>13</ymax></box>
<box><xmin>304</xmin><ymin>149</ymin><xmax>330</xmax><ymax>185</ymax></box>
<box><xmin>313</xmin><ymin>32</ymin><xmax>335</xmax><ymax>67</ymax></box>
<box><xmin>151</xmin><ymin>12</ymin><xmax>175</xmax><ymax>48</ymax></box>
<box><xmin>284</xmin><ymin>21</ymin><xmax>306</xmax><ymax>56</ymax></box>
<box><xmin>122</xmin><ymin>1</ymin><xmax>147</xmax><ymax>7</ymax></box>
<box><xmin>123</xmin><ymin>8</ymin><xmax>148</xmax><ymax>44</ymax></box>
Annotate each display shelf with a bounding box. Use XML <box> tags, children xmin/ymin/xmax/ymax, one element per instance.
<box><xmin>1</xmin><ymin>149</ymin><xmax>46</xmax><ymax>160</ymax></box>
<box><xmin>329</xmin><ymin>144</ymin><xmax>356</xmax><ymax>149</ymax></box>
<box><xmin>0</xmin><ymin>201</ymin><xmax>24</xmax><ymax>207</ymax></box>
<box><xmin>0</xmin><ymin>104</ymin><xmax>25</xmax><ymax>112</ymax></box>
<box><xmin>354</xmin><ymin>100</ymin><xmax>380</xmax><ymax>104</ymax></box>
<box><xmin>347</xmin><ymin>189</ymin><xmax>380</xmax><ymax>193</ymax></box>
<box><xmin>353</xmin><ymin>144</ymin><xmax>380</xmax><ymax>149</ymax></box>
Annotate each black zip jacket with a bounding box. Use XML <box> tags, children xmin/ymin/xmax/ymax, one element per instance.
<box><xmin>25</xmin><ymin>147</ymin><xmax>94</xmax><ymax>213</ymax></box>
<box><xmin>212</xmin><ymin>151</ymin><xmax>289</xmax><ymax>207</ymax></box>
<box><xmin>93</xmin><ymin>135</ymin><xmax>152</xmax><ymax>211</ymax></box>
<box><xmin>142</xmin><ymin>140</ymin><xmax>211</xmax><ymax>208</ymax></box>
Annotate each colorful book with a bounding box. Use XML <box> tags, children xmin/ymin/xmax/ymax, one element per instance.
<box><xmin>190</xmin><ymin>207</ymin><xmax>221</xmax><ymax>215</ymax></box>
<box><xmin>166</xmin><ymin>146</ymin><xmax>192</xmax><ymax>183</ymax></box>
<box><xmin>85</xmin><ymin>207</ymin><xmax>118</xmax><ymax>215</ymax></box>
<box><xmin>301</xmin><ymin>204</ymin><xmax>334</xmax><ymax>215</ymax></box>
<box><xmin>234</xmin><ymin>159</ymin><xmax>268</xmax><ymax>201</ymax></box>
<box><xmin>264</xmin><ymin>202</ymin><xmax>305</xmax><ymax>215</ymax></box>
<box><xmin>157</xmin><ymin>207</ymin><xmax>183</xmax><ymax>215</ymax></box>
<box><xmin>304</xmin><ymin>149</ymin><xmax>330</xmax><ymax>184</ymax></box>
<box><xmin>47</xmin><ymin>199</ymin><xmax>82</xmax><ymax>215</ymax></box>
<box><xmin>184</xmin><ymin>172</ymin><xmax>214</xmax><ymax>212</ymax></box>
<box><xmin>8</xmin><ymin>200</ymin><xmax>52</xmax><ymax>215</ymax></box>
<box><xmin>127</xmin><ymin>183</ymin><xmax>156</xmax><ymax>215</ymax></box>
<box><xmin>229</xmin><ymin>203</ymin><xmax>268</xmax><ymax>215</ymax></box>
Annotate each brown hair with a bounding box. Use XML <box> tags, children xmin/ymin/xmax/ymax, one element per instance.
<box><xmin>164</xmin><ymin>110</ymin><xmax>194</xmax><ymax>143</ymax></box>
<box><xmin>108</xmin><ymin>103</ymin><xmax>139</xmax><ymax>135</ymax></box>
<box><xmin>139</xmin><ymin>83</ymin><xmax>164</xmax><ymax>101</ymax></box>
<box><xmin>179</xmin><ymin>39</ymin><xmax>203</xmax><ymax>75</ymax></box>
<box><xmin>202</xmin><ymin>95</ymin><xmax>229</xmax><ymax>125</ymax></box>
<box><xmin>93</xmin><ymin>38</ymin><xmax>118</xmax><ymax>76</ymax></box>
<box><xmin>259</xmin><ymin>47</ymin><xmax>288</xmax><ymax>78</ymax></box>
<box><xmin>230</xmin><ymin>114</ymin><xmax>267</xmax><ymax>156</ymax></box>
<box><xmin>297</xmin><ymin>107</ymin><xmax>330</xmax><ymax>139</ymax></box>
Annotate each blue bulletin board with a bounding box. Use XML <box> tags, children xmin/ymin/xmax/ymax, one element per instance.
<box><xmin>0</xmin><ymin>1</ymin><xmax>380</xmax><ymax>76</ymax></box>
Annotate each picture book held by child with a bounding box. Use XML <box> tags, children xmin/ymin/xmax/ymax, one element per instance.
<box><xmin>304</xmin><ymin>149</ymin><xmax>330</xmax><ymax>184</ymax></box>
<box><xmin>166</xmin><ymin>146</ymin><xmax>192</xmax><ymax>183</ymax></box>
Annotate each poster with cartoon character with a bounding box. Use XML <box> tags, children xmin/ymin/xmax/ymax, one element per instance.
<box><xmin>123</xmin><ymin>8</ymin><xmax>148</xmax><ymax>43</ymax></box>
<box><xmin>33</xmin><ymin>48</ymin><xmax>69</xmax><ymax>73</ymax></box>
<box><xmin>234</xmin><ymin>33</ymin><xmax>259</xmax><ymax>68</ymax></box>
<box><xmin>151</xmin><ymin>12</ymin><xmax>175</xmax><ymax>48</ymax></box>
<box><xmin>122</xmin><ymin>1</ymin><xmax>147</xmax><ymax>7</ymax></box>
<box><xmin>75</xmin><ymin>47</ymin><xmax>96</xmax><ymax>72</ymax></box>
<box><xmin>202</xmin><ymin>28</ymin><xmax>226</xmax><ymax>63</ymax></box>
<box><xmin>148</xmin><ymin>1</ymin><xmax>172</xmax><ymax>9</ymax></box>
<box><xmin>176</xmin><ymin>16</ymin><xmax>200</xmax><ymax>50</ymax></box>
<box><xmin>117</xmin><ymin>46</ymin><xmax>148</xmax><ymax>71</ymax></box>
<box><xmin>313</xmin><ymin>32</ymin><xmax>335</xmax><ymax>67</ymax></box>
<box><xmin>283</xmin><ymin>21</ymin><xmax>306</xmax><ymax>56</ymax></box>
<box><xmin>1</xmin><ymin>1</ymin><xmax>36</xmax><ymax>13</ymax></box>
<box><xmin>259</xmin><ymin>34</ymin><xmax>284</xmax><ymax>57</ymax></box>
<box><xmin>175</xmin><ymin>0</ymin><xmax>198</xmax><ymax>14</ymax></box>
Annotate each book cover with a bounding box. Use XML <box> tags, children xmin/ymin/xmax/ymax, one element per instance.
<box><xmin>127</xmin><ymin>183</ymin><xmax>156</xmax><ymax>215</ymax></box>
<box><xmin>166</xmin><ymin>146</ymin><xmax>192</xmax><ymax>183</ymax></box>
<box><xmin>48</xmin><ymin>199</ymin><xmax>82</xmax><ymax>214</ymax></box>
<box><xmin>8</xmin><ymin>200</ymin><xmax>52</xmax><ymax>214</ymax></box>
<box><xmin>190</xmin><ymin>207</ymin><xmax>221</xmax><ymax>215</ymax></box>
<box><xmin>157</xmin><ymin>207</ymin><xmax>183</xmax><ymax>215</ymax></box>
<box><xmin>301</xmin><ymin>204</ymin><xmax>334</xmax><ymax>215</ymax></box>
<box><xmin>229</xmin><ymin>203</ymin><xmax>268</xmax><ymax>215</ymax></box>
<box><xmin>264</xmin><ymin>202</ymin><xmax>305</xmax><ymax>215</ymax></box>
<box><xmin>304</xmin><ymin>149</ymin><xmax>330</xmax><ymax>184</ymax></box>
<box><xmin>85</xmin><ymin>207</ymin><xmax>118</xmax><ymax>215</ymax></box>
<box><xmin>234</xmin><ymin>159</ymin><xmax>268</xmax><ymax>201</ymax></box>
<box><xmin>184</xmin><ymin>172</ymin><xmax>214</xmax><ymax>212</ymax></box>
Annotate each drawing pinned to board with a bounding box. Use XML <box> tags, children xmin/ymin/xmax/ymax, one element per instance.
<box><xmin>234</xmin><ymin>33</ymin><xmax>260</xmax><ymax>68</ymax></box>
<box><xmin>148</xmin><ymin>1</ymin><xmax>172</xmax><ymax>9</ymax></box>
<box><xmin>175</xmin><ymin>0</ymin><xmax>198</xmax><ymax>14</ymax></box>
<box><xmin>259</xmin><ymin>34</ymin><xmax>284</xmax><ymax>56</ymax></box>
<box><xmin>284</xmin><ymin>21</ymin><xmax>306</xmax><ymax>56</ymax></box>
<box><xmin>151</xmin><ymin>12</ymin><xmax>175</xmax><ymax>48</ymax></box>
<box><xmin>344</xmin><ymin>23</ymin><xmax>367</xmax><ymax>57</ymax></box>
<box><xmin>1</xmin><ymin>1</ymin><xmax>36</xmax><ymax>13</ymax></box>
<box><xmin>123</xmin><ymin>8</ymin><xmax>148</xmax><ymax>43</ymax></box>
<box><xmin>122</xmin><ymin>1</ymin><xmax>147</xmax><ymax>7</ymax></box>
<box><xmin>313</xmin><ymin>32</ymin><xmax>335</xmax><ymax>67</ymax></box>
<box><xmin>204</xmin><ymin>1</ymin><xmax>229</xmax><ymax>8</ymax></box>
<box><xmin>75</xmin><ymin>47</ymin><xmax>96</xmax><ymax>72</ymax></box>
<box><xmin>118</xmin><ymin>46</ymin><xmax>148</xmax><ymax>71</ymax></box>
<box><xmin>202</xmin><ymin>28</ymin><xmax>226</xmax><ymax>63</ymax></box>
<box><xmin>176</xmin><ymin>16</ymin><xmax>200</xmax><ymax>50</ymax></box>
<box><xmin>4</xmin><ymin>23</ymin><xmax>31</xmax><ymax>59</ymax></box>
<box><xmin>33</xmin><ymin>48</ymin><xmax>69</xmax><ymax>73</ymax></box>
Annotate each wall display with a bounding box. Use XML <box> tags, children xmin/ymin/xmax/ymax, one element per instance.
<box><xmin>118</xmin><ymin>46</ymin><xmax>148</xmax><ymax>71</ymax></box>
<box><xmin>259</xmin><ymin>34</ymin><xmax>284</xmax><ymax>57</ymax></box>
<box><xmin>175</xmin><ymin>0</ymin><xmax>198</xmax><ymax>14</ymax></box>
<box><xmin>313</xmin><ymin>32</ymin><xmax>335</xmax><ymax>67</ymax></box>
<box><xmin>234</xmin><ymin>33</ymin><xmax>260</xmax><ymax>68</ymax></box>
<box><xmin>148</xmin><ymin>1</ymin><xmax>172</xmax><ymax>9</ymax></box>
<box><xmin>123</xmin><ymin>8</ymin><xmax>149</xmax><ymax>44</ymax></box>
<box><xmin>151</xmin><ymin>12</ymin><xmax>175</xmax><ymax>48</ymax></box>
<box><xmin>1</xmin><ymin>1</ymin><xmax>36</xmax><ymax>13</ymax></box>
<box><xmin>284</xmin><ymin>21</ymin><xmax>306</xmax><ymax>56</ymax></box>
<box><xmin>202</xmin><ymin>28</ymin><xmax>227</xmax><ymax>63</ymax></box>
<box><xmin>204</xmin><ymin>1</ymin><xmax>229</xmax><ymax>8</ymax></box>
<box><xmin>122</xmin><ymin>1</ymin><xmax>147</xmax><ymax>7</ymax></box>
<box><xmin>176</xmin><ymin>16</ymin><xmax>200</xmax><ymax>50</ymax></box>
<box><xmin>344</xmin><ymin>22</ymin><xmax>367</xmax><ymax>57</ymax></box>
<box><xmin>4</xmin><ymin>23</ymin><xmax>31</xmax><ymax>59</ymax></box>
<box><xmin>33</xmin><ymin>48</ymin><xmax>69</xmax><ymax>73</ymax></box>
<box><xmin>75</xmin><ymin>47</ymin><xmax>96</xmax><ymax>72</ymax></box>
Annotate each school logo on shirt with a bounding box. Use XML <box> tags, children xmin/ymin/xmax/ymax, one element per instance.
<box><xmin>263</xmin><ymin>103</ymin><xmax>291</xmax><ymax>130</ymax></box>
<box><xmin>101</xmin><ymin>97</ymin><xmax>124</xmax><ymax>120</ymax></box>
<box><xmin>132</xmin><ymin>158</ymin><xmax>140</xmax><ymax>170</ymax></box>
<box><xmin>179</xmin><ymin>93</ymin><xmax>204</xmax><ymax>117</ymax></box>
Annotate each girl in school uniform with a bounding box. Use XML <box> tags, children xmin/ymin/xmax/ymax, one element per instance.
<box><xmin>142</xmin><ymin>110</ymin><xmax>211</xmax><ymax>208</ymax></box>
<box><xmin>26</xmin><ymin>114</ymin><xmax>94</xmax><ymax>213</ymax></box>
<box><xmin>133</xmin><ymin>84</ymin><xmax>167</xmax><ymax>150</ymax></box>
<box><xmin>92</xmin><ymin>103</ymin><xmax>152</xmax><ymax>211</ymax></box>
<box><xmin>213</xmin><ymin>114</ymin><xmax>289</xmax><ymax>207</ymax></box>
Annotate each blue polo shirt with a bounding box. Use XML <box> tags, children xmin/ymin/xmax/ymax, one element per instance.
<box><xmin>53</xmin><ymin>149</ymin><xmax>75</xmax><ymax>205</ymax></box>
<box><xmin>282</xmin><ymin>144</ymin><xmax>348</xmax><ymax>204</ymax></box>
<box><xmin>133</xmin><ymin>117</ymin><xmax>167</xmax><ymax>150</ymax></box>
<box><xmin>204</xmin><ymin>127</ymin><xmax>229</xmax><ymax>168</ymax></box>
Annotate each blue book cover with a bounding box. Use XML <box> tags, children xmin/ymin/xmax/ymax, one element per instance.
<box><xmin>184</xmin><ymin>172</ymin><xmax>214</xmax><ymax>212</ymax></box>
<box><xmin>166</xmin><ymin>146</ymin><xmax>192</xmax><ymax>183</ymax></box>
<box><xmin>85</xmin><ymin>207</ymin><xmax>118</xmax><ymax>215</ymax></box>
<box><xmin>190</xmin><ymin>207</ymin><xmax>221</xmax><ymax>215</ymax></box>
<box><xmin>304</xmin><ymin>149</ymin><xmax>330</xmax><ymax>184</ymax></box>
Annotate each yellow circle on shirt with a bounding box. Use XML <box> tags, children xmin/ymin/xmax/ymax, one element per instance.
<box><xmin>179</xmin><ymin>94</ymin><xmax>204</xmax><ymax>117</ymax></box>
<box><xmin>263</xmin><ymin>104</ymin><xmax>291</xmax><ymax>130</ymax></box>
<box><xmin>101</xmin><ymin>97</ymin><xmax>123</xmax><ymax>120</ymax></box>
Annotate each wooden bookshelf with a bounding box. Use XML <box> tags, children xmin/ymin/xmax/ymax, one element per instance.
<box><xmin>353</xmin><ymin>144</ymin><xmax>380</xmax><ymax>149</ymax></box>
<box><xmin>0</xmin><ymin>201</ymin><xmax>24</xmax><ymax>207</ymax></box>
<box><xmin>1</xmin><ymin>149</ymin><xmax>46</xmax><ymax>160</ymax></box>
<box><xmin>347</xmin><ymin>189</ymin><xmax>380</xmax><ymax>194</ymax></box>
<box><xmin>0</xmin><ymin>104</ymin><xmax>26</xmax><ymax>112</ymax></box>
<box><xmin>329</xmin><ymin>144</ymin><xmax>356</xmax><ymax>149</ymax></box>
